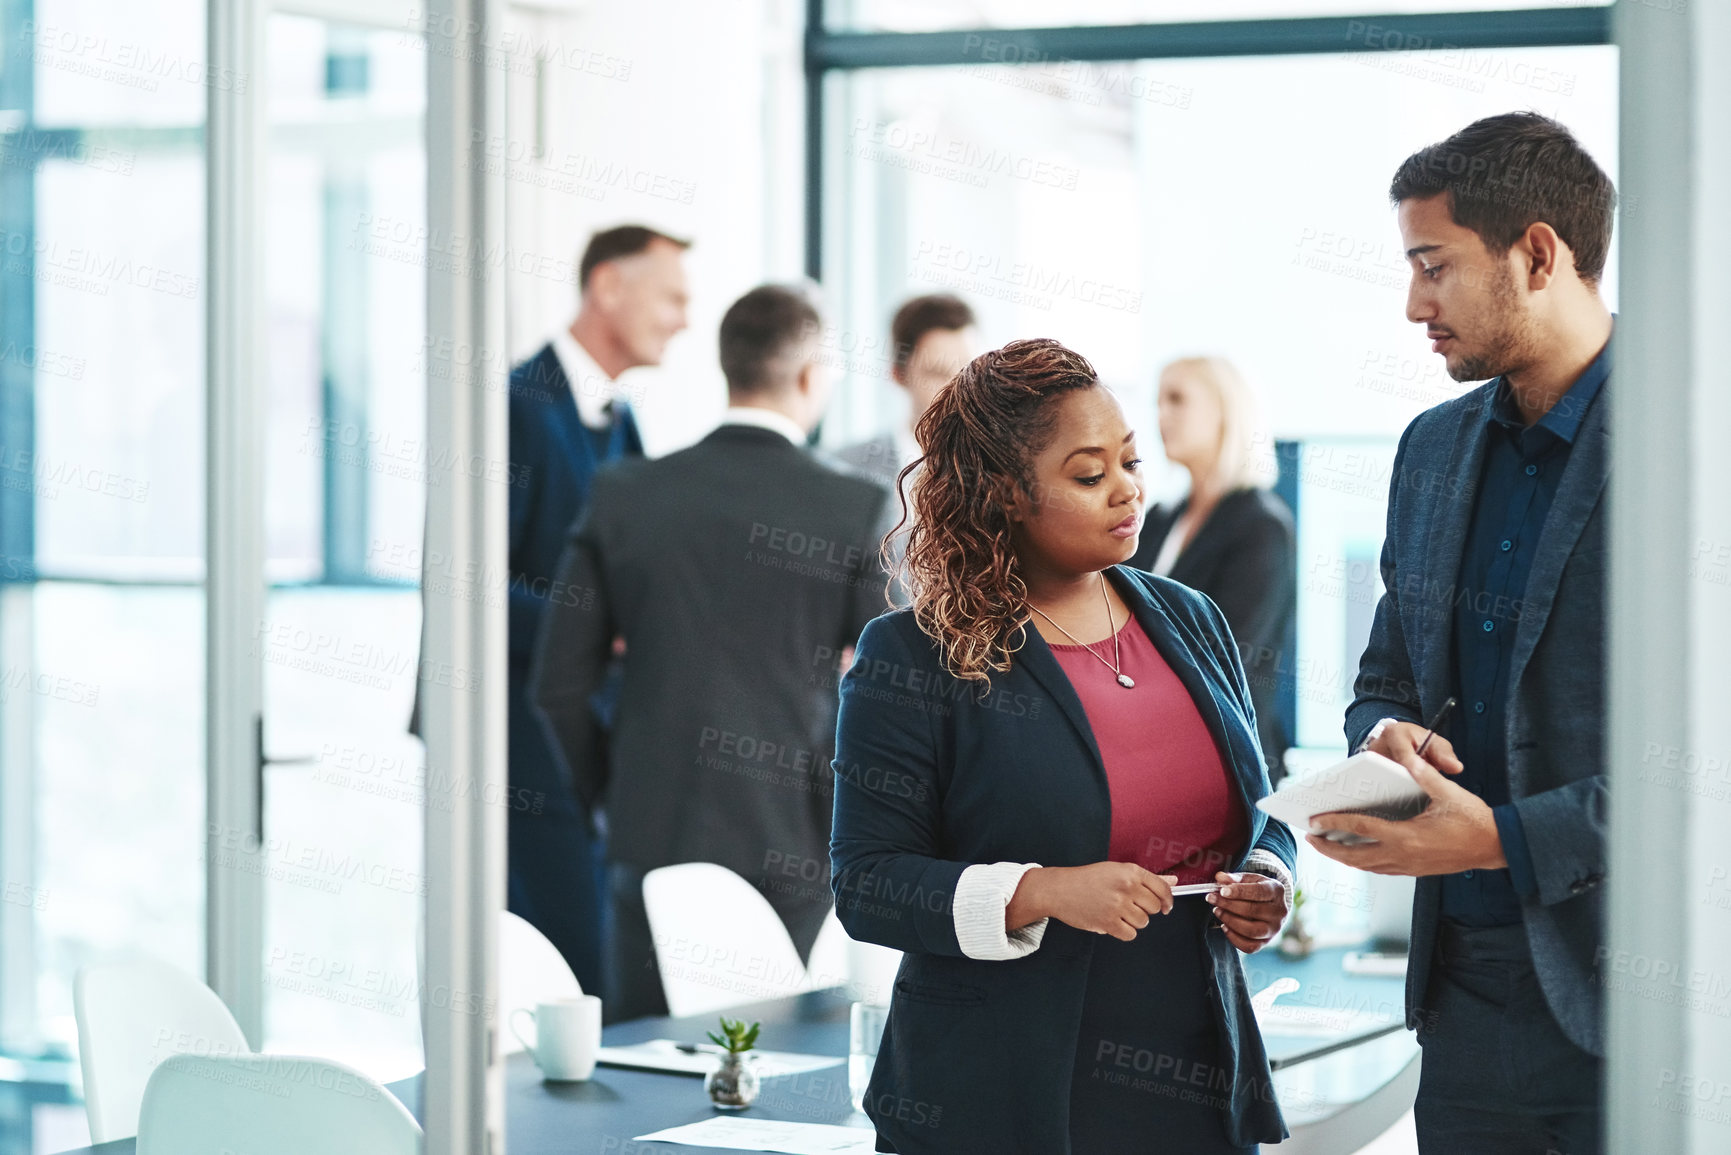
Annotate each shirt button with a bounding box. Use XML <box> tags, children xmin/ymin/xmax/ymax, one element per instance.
<box><xmin>1474</xmin><ymin>700</ymin><xmax>1486</xmax><ymax>714</ymax></box>
<box><xmin>1463</xmin><ymin>870</ymin><xmax>1476</xmax><ymax>879</ymax></box>
<box><xmin>1482</xmin><ymin>619</ymin><xmax>1495</xmax><ymax>633</ymax></box>
<box><xmin>1500</xmin><ymin>540</ymin><xmax>1513</xmax><ymax>552</ymax></box>
<box><xmin>1525</xmin><ymin>464</ymin><xmax>1539</xmax><ymax>477</ymax></box>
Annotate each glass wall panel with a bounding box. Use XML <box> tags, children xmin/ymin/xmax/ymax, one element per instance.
<box><xmin>0</xmin><ymin>2</ymin><xmax>207</xmax><ymax>1102</ymax></box>
<box><xmin>824</xmin><ymin>45</ymin><xmax>1616</xmax><ymax>748</ymax></box>
<box><xmin>828</xmin><ymin>0</ymin><xmax>1610</xmax><ymax>34</ymax></box>
<box><xmin>257</xmin><ymin>12</ymin><xmax>426</xmax><ymax>1081</ymax></box>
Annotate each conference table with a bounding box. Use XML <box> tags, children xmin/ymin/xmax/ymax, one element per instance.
<box><xmin>57</xmin><ymin>945</ymin><xmax>1417</xmax><ymax>1154</ymax></box>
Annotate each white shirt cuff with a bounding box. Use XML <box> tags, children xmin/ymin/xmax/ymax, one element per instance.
<box><xmin>1242</xmin><ymin>849</ymin><xmax>1295</xmax><ymax>912</ymax></box>
<box><xmin>953</xmin><ymin>862</ymin><xmax>1048</xmax><ymax>960</ymax></box>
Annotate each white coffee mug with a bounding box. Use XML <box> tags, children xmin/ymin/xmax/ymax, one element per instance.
<box><xmin>509</xmin><ymin>996</ymin><xmax>602</xmax><ymax>1082</ymax></box>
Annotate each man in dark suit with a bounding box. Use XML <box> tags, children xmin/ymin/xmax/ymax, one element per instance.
<box><xmin>1314</xmin><ymin>113</ymin><xmax>1614</xmax><ymax>1154</ymax></box>
<box><xmin>530</xmin><ymin>283</ymin><xmax>894</xmax><ymax>1021</ymax></box>
<box><xmin>500</xmin><ymin>224</ymin><xmax>689</xmax><ymax>996</ymax></box>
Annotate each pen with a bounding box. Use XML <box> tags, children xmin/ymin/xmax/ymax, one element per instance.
<box><xmin>1414</xmin><ymin>697</ymin><xmax>1457</xmax><ymax>758</ymax></box>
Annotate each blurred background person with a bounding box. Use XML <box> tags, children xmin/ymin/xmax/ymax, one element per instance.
<box><xmin>498</xmin><ymin>223</ymin><xmax>690</xmax><ymax>996</ymax></box>
<box><xmin>530</xmin><ymin>283</ymin><xmax>894</xmax><ymax>1022</ymax></box>
<box><xmin>836</xmin><ymin>292</ymin><xmax>977</xmax><ymax>488</ymax></box>
<box><xmin>838</xmin><ymin>293</ymin><xmax>976</xmax><ymax>604</ymax></box>
<box><xmin>1129</xmin><ymin>356</ymin><xmax>1296</xmax><ymax>784</ymax></box>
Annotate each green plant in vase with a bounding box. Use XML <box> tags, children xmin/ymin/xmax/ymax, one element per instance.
<box><xmin>703</xmin><ymin>1017</ymin><xmax>762</xmax><ymax>1109</ymax></box>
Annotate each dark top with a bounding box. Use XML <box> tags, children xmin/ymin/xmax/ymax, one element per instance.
<box><xmin>529</xmin><ymin>423</ymin><xmax>893</xmax><ymax>946</ymax></box>
<box><xmin>412</xmin><ymin>342</ymin><xmax>642</xmax><ymax>815</ymax></box>
<box><xmin>508</xmin><ymin>344</ymin><xmax>644</xmax><ymax>667</ymax></box>
<box><xmin>830</xmin><ymin>566</ymin><xmax>1294</xmax><ymax>1153</ymax></box>
<box><xmin>1128</xmin><ymin>487</ymin><xmax>1296</xmax><ymax>779</ymax></box>
<box><xmin>1444</xmin><ymin>339</ymin><xmax>1610</xmax><ymax>925</ymax></box>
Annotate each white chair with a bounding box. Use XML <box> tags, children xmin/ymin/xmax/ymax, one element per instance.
<box><xmin>804</xmin><ymin>911</ymin><xmax>903</xmax><ymax>1006</ymax></box>
<box><xmin>803</xmin><ymin>912</ymin><xmax>851</xmax><ymax>993</ymax></box>
<box><xmin>499</xmin><ymin>909</ymin><xmax>584</xmax><ymax>1053</ymax></box>
<box><xmin>136</xmin><ymin>1053</ymin><xmax>421</xmax><ymax>1155</ymax></box>
<box><xmin>642</xmin><ymin>863</ymin><xmax>811</xmax><ymax>1017</ymax></box>
<box><xmin>1269</xmin><ymin>1052</ymin><xmax>1421</xmax><ymax>1153</ymax></box>
<box><xmin>74</xmin><ymin>956</ymin><xmax>252</xmax><ymax>1143</ymax></box>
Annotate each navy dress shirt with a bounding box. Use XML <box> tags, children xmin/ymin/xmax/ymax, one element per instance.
<box><xmin>1442</xmin><ymin>337</ymin><xmax>1610</xmax><ymax>925</ymax></box>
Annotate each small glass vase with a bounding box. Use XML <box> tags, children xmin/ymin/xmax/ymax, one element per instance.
<box><xmin>705</xmin><ymin>1052</ymin><xmax>759</xmax><ymax>1110</ymax></box>
<box><xmin>1277</xmin><ymin>907</ymin><xmax>1315</xmax><ymax>960</ymax></box>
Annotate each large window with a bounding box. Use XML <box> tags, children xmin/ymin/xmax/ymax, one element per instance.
<box><xmin>815</xmin><ymin>22</ymin><xmax>1616</xmax><ymax>756</ymax></box>
<box><xmin>0</xmin><ymin>0</ymin><xmax>428</xmax><ymax>1127</ymax></box>
<box><xmin>1</xmin><ymin>0</ymin><xmax>210</xmax><ymax>1080</ymax></box>
<box><xmin>827</xmin><ymin>0</ymin><xmax>1611</xmax><ymax>32</ymax></box>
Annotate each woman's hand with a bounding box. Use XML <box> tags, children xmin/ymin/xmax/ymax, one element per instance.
<box><xmin>1206</xmin><ymin>871</ymin><xmax>1289</xmax><ymax>953</ymax></box>
<box><xmin>1007</xmin><ymin>863</ymin><xmax>1175</xmax><ymax>941</ymax></box>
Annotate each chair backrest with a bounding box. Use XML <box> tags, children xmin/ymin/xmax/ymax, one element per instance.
<box><xmin>136</xmin><ymin>1053</ymin><xmax>422</xmax><ymax>1155</ymax></box>
<box><xmin>74</xmin><ymin>957</ymin><xmax>252</xmax><ymax>1143</ymax></box>
<box><xmin>804</xmin><ymin>911</ymin><xmax>903</xmax><ymax>1006</ymax></box>
<box><xmin>499</xmin><ymin>910</ymin><xmax>583</xmax><ymax>1053</ymax></box>
<box><xmin>642</xmin><ymin>863</ymin><xmax>809</xmax><ymax>1018</ymax></box>
<box><xmin>803</xmin><ymin>912</ymin><xmax>851</xmax><ymax>993</ymax></box>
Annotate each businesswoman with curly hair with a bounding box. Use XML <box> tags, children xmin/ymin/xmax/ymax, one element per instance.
<box><xmin>830</xmin><ymin>339</ymin><xmax>1296</xmax><ymax>1154</ymax></box>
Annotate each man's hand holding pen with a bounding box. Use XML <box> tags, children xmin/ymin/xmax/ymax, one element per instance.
<box><xmin>1306</xmin><ymin>718</ymin><xmax>1508</xmax><ymax>876</ymax></box>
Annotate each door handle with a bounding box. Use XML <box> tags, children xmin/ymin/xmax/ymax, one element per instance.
<box><xmin>253</xmin><ymin>714</ymin><xmax>320</xmax><ymax>839</ymax></box>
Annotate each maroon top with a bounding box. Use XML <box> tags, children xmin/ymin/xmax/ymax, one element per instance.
<box><xmin>1046</xmin><ymin>614</ymin><xmax>1248</xmax><ymax>884</ymax></box>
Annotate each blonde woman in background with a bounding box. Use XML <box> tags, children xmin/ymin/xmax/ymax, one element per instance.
<box><xmin>1129</xmin><ymin>357</ymin><xmax>1296</xmax><ymax>783</ymax></box>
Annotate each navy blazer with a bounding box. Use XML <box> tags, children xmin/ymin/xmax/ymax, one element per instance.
<box><xmin>831</xmin><ymin>565</ymin><xmax>1296</xmax><ymax>1153</ymax></box>
<box><xmin>507</xmin><ymin>343</ymin><xmax>642</xmax><ymax>810</ymax></box>
<box><xmin>1346</xmin><ymin>379</ymin><xmax>1608</xmax><ymax>1056</ymax></box>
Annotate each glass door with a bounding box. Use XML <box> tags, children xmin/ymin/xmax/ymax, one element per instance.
<box><xmin>254</xmin><ymin>8</ymin><xmax>427</xmax><ymax>1081</ymax></box>
<box><xmin>0</xmin><ymin>0</ymin><xmax>210</xmax><ymax>1147</ymax></box>
<box><xmin>0</xmin><ymin>0</ymin><xmax>209</xmax><ymax>1074</ymax></box>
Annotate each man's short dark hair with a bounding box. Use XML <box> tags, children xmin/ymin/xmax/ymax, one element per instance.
<box><xmin>1389</xmin><ymin>112</ymin><xmax>1615</xmax><ymax>283</ymax></box>
<box><xmin>578</xmin><ymin>225</ymin><xmax>691</xmax><ymax>290</ymax></box>
<box><xmin>890</xmin><ymin>294</ymin><xmax>976</xmax><ymax>374</ymax></box>
<box><xmin>719</xmin><ymin>284</ymin><xmax>822</xmax><ymax>397</ymax></box>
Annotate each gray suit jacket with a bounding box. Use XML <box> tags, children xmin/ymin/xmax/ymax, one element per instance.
<box><xmin>530</xmin><ymin>424</ymin><xmax>894</xmax><ymax>947</ymax></box>
<box><xmin>834</xmin><ymin>431</ymin><xmax>903</xmax><ymax>488</ymax></box>
<box><xmin>1346</xmin><ymin>380</ymin><xmax>1608</xmax><ymax>1056</ymax></box>
<box><xmin>835</xmin><ymin>431</ymin><xmax>914</xmax><ymax>603</ymax></box>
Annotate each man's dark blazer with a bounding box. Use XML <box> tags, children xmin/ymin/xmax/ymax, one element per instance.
<box><xmin>1130</xmin><ymin>488</ymin><xmax>1297</xmax><ymax>778</ymax></box>
<box><xmin>830</xmin><ymin>565</ymin><xmax>1297</xmax><ymax>1154</ymax></box>
<box><xmin>507</xmin><ymin>344</ymin><xmax>643</xmax><ymax>814</ymax></box>
<box><xmin>530</xmin><ymin>423</ymin><xmax>894</xmax><ymax>949</ymax></box>
<box><xmin>1346</xmin><ymin>381</ymin><xmax>1608</xmax><ymax>1056</ymax></box>
<box><xmin>411</xmin><ymin>344</ymin><xmax>642</xmax><ymax>803</ymax></box>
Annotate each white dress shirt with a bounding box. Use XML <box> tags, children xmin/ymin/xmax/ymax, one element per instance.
<box><xmin>550</xmin><ymin>327</ymin><xmax>627</xmax><ymax>431</ymax></box>
<box><xmin>721</xmin><ymin>405</ymin><xmax>808</xmax><ymax>448</ymax></box>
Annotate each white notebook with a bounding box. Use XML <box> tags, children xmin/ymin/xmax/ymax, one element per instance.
<box><xmin>1255</xmin><ymin>751</ymin><xmax>1429</xmax><ymax>846</ymax></box>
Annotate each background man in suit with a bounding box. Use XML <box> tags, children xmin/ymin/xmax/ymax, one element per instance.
<box><xmin>503</xmin><ymin>224</ymin><xmax>689</xmax><ymax>996</ymax></box>
<box><xmin>836</xmin><ymin>292</ymin><xmax>976</xmax><ymax>488</ymax></box>
<box><xmin>530</xmin><ymin>283</ymin><xmax>893</xmax><ymax>1021</ymax></box>
<box><xmin>1316</xmin><ymin>113</ymin><xmax>1614</xmax><ymax>1154</ymax></box>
